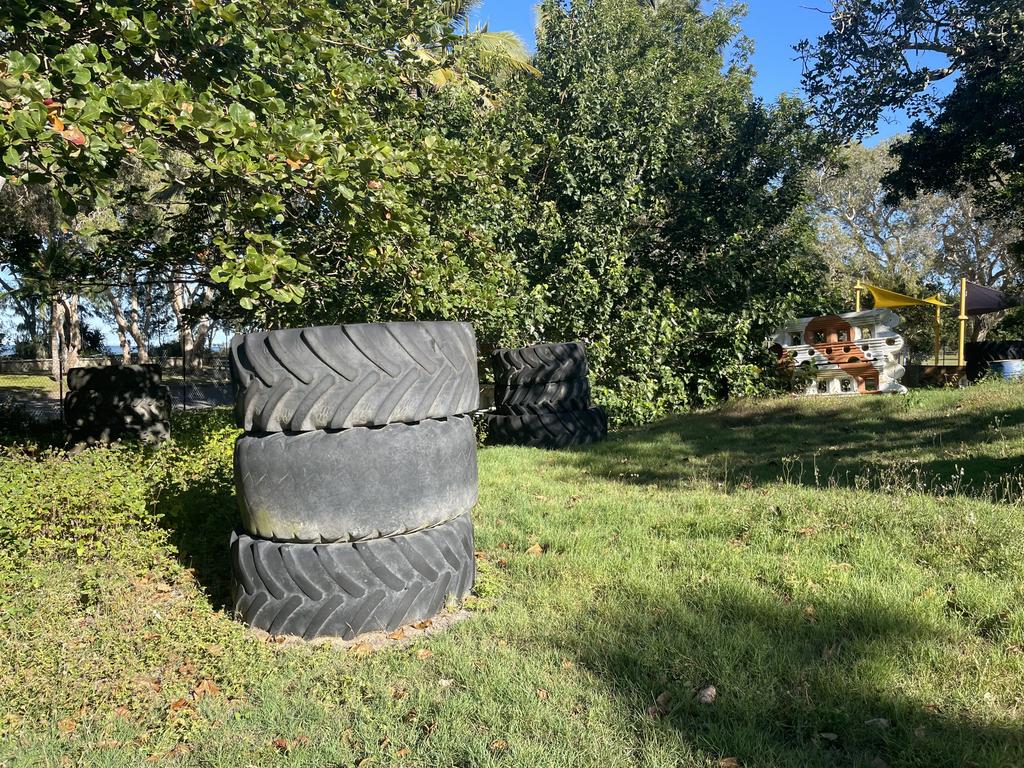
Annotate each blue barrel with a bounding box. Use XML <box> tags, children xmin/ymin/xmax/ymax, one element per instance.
<box><xmin>988</xmin><ymin>359</ymin><xmax>1024</xmax><ymax>380</ymax></box>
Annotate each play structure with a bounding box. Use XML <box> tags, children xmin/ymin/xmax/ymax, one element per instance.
<box><xmin>772</xmin><ymin>308</ymin><xmax>908</xmax><ymax>395</ymax></box>
<box><xmin>774</xmin><ymin>279</ymin><xmax>1024</xmax><ymax>395</ymax></box>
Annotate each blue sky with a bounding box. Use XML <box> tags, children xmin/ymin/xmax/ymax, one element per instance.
<box><xmin>469</xmin><ymin>0</ymin><xmax>910</xmax><ymax>142</ymax></box>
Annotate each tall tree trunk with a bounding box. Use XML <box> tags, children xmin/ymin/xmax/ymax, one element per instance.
<box><xmin>62</xmin><ymin>294</ymin><xmax>81</xmax><ymax>370</ymax></box>
<box><xmin>128</xmin><ymin>284</ymin><xmax>149</xmax><ymax>363</ymax></box>
<box><xmin>170</xmin><ymin>279</ymin><xmax>213</xmax><ymax>372</ymax></box>
<box><xmin>107</xmin><ymin>289</ymin><xmax>133</xmax><ymax>363</ymax></box>
<box><xmin>49</xmin><ymin>299</ymin><xmax>64</xmax><ymax>382</ymax></box>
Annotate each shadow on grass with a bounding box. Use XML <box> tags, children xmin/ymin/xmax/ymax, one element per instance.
<box><xmin>559</xmin><ymin>396</ymin><xmax>1024</xmax><ymax>502</ymax></box>
<box><xmin>552</xmin><ymin>581</ymin><xmax>1023</xmax><ymax>767</ymax></box>
<box><xmin>154</xmin><ymin>408</ymin><xmax>239</xmax><ymax>611</ymax></box>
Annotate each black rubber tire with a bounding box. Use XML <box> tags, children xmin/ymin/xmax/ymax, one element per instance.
<box><xmin>67</xmin><ymin>420</ymin><xmax>171</xmax><ymax>447</ymax></box>
<box><xmin>492</xmin><ymin>378</ymin><xmax>591</xmax><ymax>408</ymax></box>
<box><xmin>64</xmin><ymin>387</ymin><xmax>171</xmax><ymax>428</ymax></box>
<box><xmin>496</xmin><ymin>400</ymin><xmax>591</xmax><ymax>416</ymax></box>
<box><xmin>230</xmin><ymin>322</ymin><xmax>479</xmax><ymax>433</ymax></box>
<box><xmin>230</xmin><ymin>513</ymin><xmax>475</xmax><ymax>640</ymax></box>
<box><xmin>66</xmin><ymin>364</ymin><xmax>163</xmax><ymax>392</ymax></box>
<box><xmin>490</xmin><ymin>342</ymin><xmax>588</xmax><ymax>385</ymax></box>
<box><xmin>234</xmin><ymin>415</ymin><xmax>478</xmax><ymax>542</ymax></box>
<box><xmin>483</xmin><ymin>407</ymin><xmax>608</xmax><ymax>448</ymax></box>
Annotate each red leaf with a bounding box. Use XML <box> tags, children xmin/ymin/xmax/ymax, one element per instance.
<box><xmin>60</xmin><ymin>126</ymin><xmax>87</xmax><ymax>146</ymax></box>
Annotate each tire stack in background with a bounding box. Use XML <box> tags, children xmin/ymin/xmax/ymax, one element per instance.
<box><xmin>483</xmin><ymin>341</ymin><xmax>607</xmax><ymax>449</ymax></box>
<box><xmin>64</xmin><ymin>364</ymin><xmax>171</xmax><ymax>448</ymax></box>
<box><xmin>228</xmin><ymin>321</ymin><xmax>480</xmax><ymax>641</ymax></box>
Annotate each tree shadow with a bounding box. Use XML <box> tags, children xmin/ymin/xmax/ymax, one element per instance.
<box><xmin>153</xmin><ymin>409</ymin><xmax>239</xmax><ymax>611</ymax></box>
<box><xmin>545</xmin><ymin>581</ymin><xmax>1024</xmax><ymax>767</ymax></box>
<box><xmin>558</xmin><ymin>395</ymin><xmax>1024</xmax><ymax>502</ymax></box>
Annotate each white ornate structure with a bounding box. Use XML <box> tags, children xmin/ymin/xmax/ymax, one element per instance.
<box><xmin>771</xmin><ymin>309</ymin><xmax>908</xmax><ymax>395</ymax></box>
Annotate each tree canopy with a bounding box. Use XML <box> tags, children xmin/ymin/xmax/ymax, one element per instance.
<box><xmin>800</xmin><ymin>0</ymin><xmax>1024</xmax><ymax>250</ymax></box>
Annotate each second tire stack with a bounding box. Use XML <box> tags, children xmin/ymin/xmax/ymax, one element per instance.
<box><xmin>483</xmin><ymin>342</ymin><xmax>607</xmax><ymax>449</ymax></box>
<box><xmin>64</xmin><ymin>364</ymin><xmax>171</xmax><ymax>447</ymax></box>
<box><xmin>228</xmin><ymin>321</ymin><xmax>479</xmax><ymax>641</ymax></box>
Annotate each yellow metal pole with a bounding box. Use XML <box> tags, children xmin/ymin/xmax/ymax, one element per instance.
<box><xmin>854</xmin><ymin>282</ymin><xmax>863</xmax><ymax>312</ymax></box>
<box><xmin>958</xmin><ymin>277</ymin><xmax>968</xmax><ymax>368</ymax></box>
<box><xmin>934</xmin><ymin>304</ymin><xmax>941</xmax><ymax>366</ymax></box>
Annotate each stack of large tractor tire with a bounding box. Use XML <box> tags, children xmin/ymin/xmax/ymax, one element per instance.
<box><xmin>64</xmin><ymin>364</ymin><xmax>171</xmax><ymax>447</ymax></box>
<box><xmin>228</xmin><ymin>322</ymin><xmax>480</xmax><ymax>641</ymax></box>
<box><xmin>483</xmin><ymin>342</ymin><xmax>607</xmax><ymax>449</ymax></box>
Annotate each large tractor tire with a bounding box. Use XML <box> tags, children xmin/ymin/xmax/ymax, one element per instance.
<box><xmin>230</xmin><ymin>322</ymin><xmax>479</xmax><ymax>433</ymax></box>
<box><xmin>482</xmin><ymin>406</ymin><xmax>607</xmax><ymax>449</ymax></box>
<box><xmin>490</xmin><ymin>342</ymin><xmax>587</xmax><ymax>386</ymax></box>
<box><xmin>234</xmin><ymin>416</ymin><xmax>477</xmax><ymax>542</ymax></box>
<box><xmin>230</xmin><ymin>513</ymin><xmax>475</xmax><ymax>640</ymax></box>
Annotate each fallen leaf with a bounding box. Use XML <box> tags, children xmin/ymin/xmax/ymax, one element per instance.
<box><xmin>113</xmin><ymin>706</ymin><xmax>131</xmax><ymax>719</ymax></box>
<box><xmin>438</xmin><ymin>678</ymin><xmax>454</xmax><ymax>689</ymax></box>
<box><xmin>803</xmin><ymin>604</ymin><xmax>817</xmax><ymax>621</ymax></box>
<box><xmin>367</xmin><ymin>180</ymin><xmax>383</xmax><ymax>190</ymax></box>
<box><xmin>356</xmin><ymin>758</ymin><xmax>372</xmax><ymax>768</ymax></box>
<box><xmin>391</xmin><ymin>686</ymin><xmax>407</xmax><ymax>700</ymax></box>
<box><xmin>525</xmin><ymin>543</ymin><xmax>544</xmax><ymax>556</ymax></box>
<box><xmin>415</xmin><ymin>648</ymin><xmax>432</xmax><ymax>660</ymax></box>
<box><xmin>647</xmin><ymin>690</ymin><xmax>671</xmax><ymax>718</ymax></box>
<box><xmin>206</xmin><ymin>643</ymin><xmax>223</xmax><ymax>656</ymax></box>
<box><xmin>49</xmin><ymin>114</ymin><xmax>64</xmax><ymax>131</ymax></box>
<box><xmin>350</xmin><ymin>642</ymin><xmax>374</xmax><ymax>657</ymax></box>
<box><xmin>96</xmin><ymin>739</ymin><xmax>120</xmax><ymax>749</ymax></box>
<box><xmin>169</xmin><ymin>698</ymin><xmax>191</xmax><ymax>712</ymax></box>
<box><xmin>864</xmin><ymin>717</ymin><xmax>890</xmax><ymax>730</ymax></box>
<box><xmin>496</xmin><ymin>557</ymin><xmax>509</xmax><ymax>568</ymax></box>
<box><xmin>536</xmin><ymin>688</ymin><xmax>549</xmax><ymax>700</ymax></box>
<box><xmin>489</xmin><ymin>739</ymin><xmax>508</xmax><ymax>753</ymax></box>
<box><xmin>396</xmin><ymin>747</ymin><xmax>411</xmax><ymax>757</ymax></box>
<box><xmin>561</xmin><ymin>659</ymin><xmax>574</xmax><ymax>669</ymax></box>
<box><xmin>797</xmin><ymin>526</ymin><xmax>817</xmax><ymax>536</ymax></box>
<box><xmin>818</xmin><ymin>732</ymin><xmax>838</xmax><ymax>742</ymax></box>
<box><xmin>533</xmin><ymin>494</ymin><xmax>548</xmax><ymax>501</ymax></box>
<box><xmin>413</xmin><ymin>619</ymin><xmax>433</xmax><ymax>630</ymax></box>
<box><xmin>271</xmin><ymin>737</ymin><xmax>290</xmax><ymax>753</ymax></box>
<box><xmin>193</xmin><ymin>679</ymin><xmax>220</xmax><ymax>698</ymax></box>
<box><xmin>387</xmin><ymin>628</ymin><xmax>406</xmax><ymax>641</ymax></box>
<box><xmin>719</xmin><ymin>759</ymin><xmax>740</xmax><ymax>768</ymax></box>
<box><xmin>57</xmin><ymin>718</ymin><xmax>77</xmax><ymax>734</ymax></box>
<box><xmin>154</xmin><ymin>583</ymin><xmax>172</xmax><ymax>593</ymax></box>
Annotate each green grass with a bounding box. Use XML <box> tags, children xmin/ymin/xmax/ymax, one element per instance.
<box><xmin>2</xmin><ymin>383</ymin><xmax>1024</xmax><ymax>766</ymax></box>
<box><xmin>0</xmin><ymin>374</ymin><xmax>60</xmax><ymax>395</ymax></box>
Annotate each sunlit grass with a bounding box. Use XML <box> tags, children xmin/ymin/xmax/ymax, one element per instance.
<box><xmin>2</xmin><ymin>383</ymin><xmax>1023</xmax><ymax>767</ymax></box>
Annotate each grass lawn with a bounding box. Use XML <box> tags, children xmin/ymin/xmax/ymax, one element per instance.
<box><xmin>1</xmin><ymin>383</ymin><xmax>1023</xmax><ymax>766</ymax></box>
<box><xmin>0</xmin><ymin>374</ymin><xmax>60</xmax><ymax>396</ymax></box>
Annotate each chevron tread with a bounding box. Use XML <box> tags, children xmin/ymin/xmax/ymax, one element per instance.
<box><xmin>483</xmin><ymin>407</ymin><xmax>607</xmax><ymax>449</ymax></box>
<box><xmin>490</xmin><ymin>342</ymin><xmax>588</xmax><ymax>386</ymax></box>
<box><xmin>230</xmin><ymin>322</ymin><xmax>479</xmax><ymax>432</ymax></box>
<box><xmin>230</xmin><ymin>514</ymin><xmax>475</xmax><ymax>640</ymax></box>
<box><xmin>493</xmin><ymin>378</ymin><xmax>591</xmax><ymax>408</ymax></box>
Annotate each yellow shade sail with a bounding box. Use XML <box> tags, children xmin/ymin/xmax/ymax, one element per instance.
<box><xmin>858</xmin><ymin>283</ymin><xmax>951</xmax><ymax>309</ymax></box>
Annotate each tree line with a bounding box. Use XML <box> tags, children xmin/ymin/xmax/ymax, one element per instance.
<box><xmin>1</xmin><ymin>0</ymin><xmax>1020</xmax><ymax>421</ymax></box>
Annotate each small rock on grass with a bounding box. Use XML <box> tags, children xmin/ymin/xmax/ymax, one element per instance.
<box><xmin>696</xmin><ymin>685</ymin><xmax>717</xmax><ymax>704</ymax></box>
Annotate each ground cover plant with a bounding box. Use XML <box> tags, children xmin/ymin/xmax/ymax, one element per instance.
<box><xmin>1</xmin><ymin>381</ymin><xmax>1022</xmax><ymax>767</ymax></box>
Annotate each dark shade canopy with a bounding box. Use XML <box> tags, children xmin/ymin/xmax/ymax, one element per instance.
<box><xmin>965</xmin><ymin>281</ymin><xmax>1022</xmax><ymax>316</ymax></box>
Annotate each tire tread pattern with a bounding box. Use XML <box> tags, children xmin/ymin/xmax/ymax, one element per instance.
<box><xmin>490</xmin><ymin>342</ymin><xmax>587</xmax><ymax>385</ymax></box>
<box><xmin>493</xmin><ymin>378</ymin><xmax>591</xmax><ymax>408</ymax></box>
<box><xmin>231</xmin><ymin>322</ymin><xmax>479</xmax><ymax>432</ymax></box>
<box><xmin>483</xmin><ymin>407</ymin><xmax>607</xmax><ymax>449</ymax></box>
<box><xmin>230</xmin><ymin>514</ymin><xmax>475</xmax><ymax>640</ymax></box>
